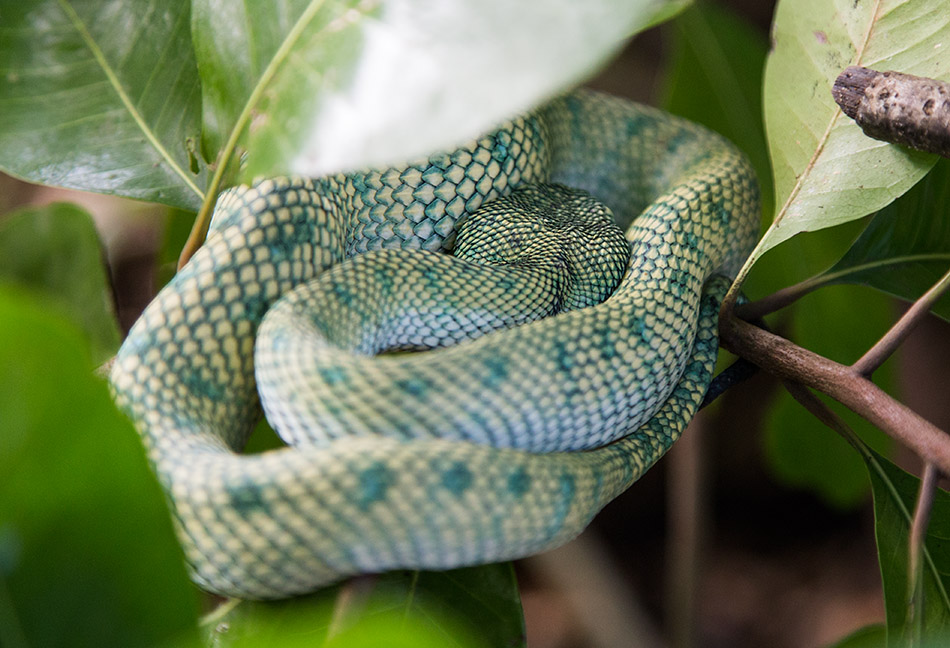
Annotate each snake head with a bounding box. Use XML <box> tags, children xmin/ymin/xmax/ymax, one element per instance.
<box><xmin>453</xmin><ymin>183</ymin><xmax>629</xmax><ymax>312</ymax></box>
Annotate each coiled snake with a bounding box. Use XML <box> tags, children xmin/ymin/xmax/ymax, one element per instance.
<box><xmin>110</xmin><ymin>90</ymin><xmax>759</xmax><ymax>599</ymax></box>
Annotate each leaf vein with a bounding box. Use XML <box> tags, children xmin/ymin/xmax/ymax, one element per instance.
<box><xmin>54</xmin><ymin>0</ymin><xmax>203</xmax><ymax>200</ymax></box>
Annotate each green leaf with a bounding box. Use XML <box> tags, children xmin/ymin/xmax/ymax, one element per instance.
<box><xmin>828</xmin><ymin>624</ymin><xmax>886</xmax><ymax>648</ymax></box>
<box><xmin>0</xmin><ymin>285</ymin><xmax>199</xmax><ymax>648</ymax></box>
<box><xmin>157</xmin><ymin>207</ymin><xmax>199</xmax><ymax>289</ymax></box>
<box><xmin>0</xmin><ymin>0</ymin><xmax>207</xmax><ymax>210</ymax></box>
<box><xmin>748</xmin><ymin>0</ymin><xmax>950</xmax><ymax>274</ymax></box>
<box><xmin>660</xmin><ymin>1</ymin><xmax>773</xmax><ymax>216</ymax></box>
<box><xmin>0</xmin><ymin>203</ymin><xmax>120</xmax><ymax>365</ymax></box>
<box><xmin>206</xmin><ymin>565</ymin><xmax>523</xmax><ymax>648</ymax></box>
<box><xmin>324</xmin><ymin>611</ymin><xmax>484</xmax><ymax>648</ymax></box>
<box><xmin>244</xmin><ymin>417</ymin><xmax>287</xmax><ymax>454</ymax></box>
<box><xmin>763</xmin><ymin>284</ymin><xmax>893</xmax><ymax>509</ymax></box>
<box><xmin>192</xmin><ymin>0</ymin><xmax>681</xmax><ymax>183</ymax></box>
<box><xmin>639</xmin><ymin>0</ymin><xmax>692</xmax><ymax>32</ymax></box>
<box><xmin>820</xmin><ymin>157</ymin><xmax>950</xmax><ymax>322</ymax></box>
<box><xmin>866</xmin><ymin>450</ymin><xmax>950</xmax><ymax>644</ymax></box>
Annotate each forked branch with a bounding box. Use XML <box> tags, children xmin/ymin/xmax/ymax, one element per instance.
<box><xmin>718</xmin><ymin>301</ymin><xmax>950</xmax><ymax>475</ymax></box>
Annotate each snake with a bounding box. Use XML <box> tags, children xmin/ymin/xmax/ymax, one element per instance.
<box><xmin>110</xmin><ymin>90</ymin><xmax>759</xmax><ymax>599</ymax></box>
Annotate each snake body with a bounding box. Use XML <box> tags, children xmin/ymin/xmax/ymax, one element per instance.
<box><xmin>111</xmin><ymin>90</ymin><xmax>759</xmax><ymax>599</ymax></box>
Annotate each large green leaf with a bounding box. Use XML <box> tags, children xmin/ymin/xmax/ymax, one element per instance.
<box><xmin>821</xmin><ymin>157</ymin><xmax>950</xmax><ymax>322</ymax></box>
<box><xmin>660</xmin><ymin>1</ymin><xmax>772</xmax><ymax>216</ymax></box>
<box><xmin>191</xmin><ymin>0</ymin><xmax>682</xmax><ymax>183</ymax></box>
<box><xmin>866</xmin><ymin>450</ymin><xmax>950</xmax><ymax>644</ymax></box>
<box><xmin>206</xmin><ymin>564</ymin><xmax>523</xmax><ymax>648</ymax></box>
<box><xmin>0</xmin><ymin>286</ymin><xmax>199</xmax><ymax>647</ymax></box>
<box><xmin>747</xmin><ymin>0</ymin><xmax>950</xmax><ymax>275</ymax></box>
<box><xmin>0</xmin><ymin>203</ymin><xmax>120</xmax><ymax>365</ymax></box>
<box><xmin>0</xmin><ymin>0</ymin><xmax>207</xmax><ymax>210</ymax></box>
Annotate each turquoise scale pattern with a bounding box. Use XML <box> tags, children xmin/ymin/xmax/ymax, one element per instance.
<box><xmin>110</xmin><ymin>90</ymin><xmax>759</xmax><ymax>599</ymax></box>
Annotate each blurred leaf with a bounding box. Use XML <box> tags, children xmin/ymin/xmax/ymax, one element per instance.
<box><xmin>206</xmin><ymin>564</ymin><xmax>522</xmax><ymax>648</ymax></box>
<box><xmin>0</xmin><ymin>203</ymin><xmax>120</xmax><ymax>365</ymax></box>
<box><xmin>866</xmin><ymin>450</ymin><xmax>950</xmax><ymax>644</ymax></box>
<box><xmin>362</xmin><ymin>566</ymin><xmax>524</xmax><ymax>647</ymax></box>
<box><xmin>750</xmin><ymin>0</ymin><xmax>950</xmax><ymax>271</ymax></box>
<box><xmin>0</xmin><ymin>285</ymin><xmax>199</xmax><ymax>648</ymax></box>
<box><xmin>764</xmin><ymin>284</ymin><xmax>893</xmax><ymax>509</ymax></box>
<box><xmin>828</xmin><ymin>624</ymin><xmax>886</xmax><ymax>648</ymax></box>
<box><xmin>192</xmin><ymin>0</ymin><xmax>680</xmax><ymax>181</ymax></box>
<box><xmin>661</xmin><ymin>1</ymin><xmax>772</xmax><ymax>216</ymax></box>
<box><xmin>323</xmin><ymin>612</ymin><xmax>482</xmax><ymax>648</ymax></box>
<box><xmin>820</xmin><ymin>157</ymin><xmax>950</xmax><ymax>322</ymax></box>
<box><xmin>0</xmin><ymin>0</ymin><xmax>207</xmax><ymax>209</ymax></box>
<box><xmin>204</xmin><ymin>592</ymin><xmax>336</xmax><ymax>647</ymax></box>
<box><xmin>157</xmin><ymin>208</ymin><xmax>198</xmax><ymax>288</ymax></box>
<box><xmin>244</xmin><ymin>417</ymin><xmax>286</xmax><ymax>454</ymax></box>
<box><xmin>639</xmin><ymin>0</ymin><xmax>692</xmax><ymax>32</ymax></box>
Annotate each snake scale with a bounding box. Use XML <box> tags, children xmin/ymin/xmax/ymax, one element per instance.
<box><xmin>110</xmin><ymin>90</ymin><xmax>759</xmax><ymax>599</ymax></box>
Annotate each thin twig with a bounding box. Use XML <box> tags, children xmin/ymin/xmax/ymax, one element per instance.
<box><xmin>200</xmin><ymin>597</ymin><xmax>241</xmax><ymax>627</ymax></box>
<box><xmin>700</xmin><ymin>357</ymin><xmax>758</xmax><ymax>408</ymax></box>
<box><xmin>907</xmin><ymin>463</ymin><xmax>939</xmax><ymax>643</ymax></box>
<box><xmin>734</xmin><ymin>274</ymin><xmax>825</xmax><ymax>320</ymax></box>
<box><xmin>325</xmin><ymin>574</ymin><xmax>379</xmax><ymax>640</ymax></box>
<box><xmin>852</xmin><ymin>266</ymin><xmax>950</xmax><ymax>377</ymax></box>
<box><xmin>781</xmin><ymin>381</ymin><xmax>866</xmax><ymax>454</ymax></box>
<box><xmin>665</xmin><ymin>414</ymin><xmax>708</xmax><ymax>648</ymax></box>
<box><xmin>525</xmin><ymin>534</ymin><xmax>664</xmax><ymax>648</ymax></box>
<box><xmin>718</xmin><ymin>308</ymin><xmax>950</xmax><ymax>475</ymax></box>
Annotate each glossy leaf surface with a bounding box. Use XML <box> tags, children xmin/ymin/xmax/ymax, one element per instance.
<box><xmin>0</xmin><ymin>0</ymin><xmax>207</xmax><ymax>209</ymax></box>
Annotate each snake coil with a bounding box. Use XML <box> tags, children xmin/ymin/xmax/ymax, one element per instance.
<box><xmin>111</xmin><ymin>90</ymin><xmax>759</xmax><ymax>599</ymax></box>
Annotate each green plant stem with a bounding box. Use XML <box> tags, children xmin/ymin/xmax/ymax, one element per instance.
<box><xmin>177</xmin><ymin>0</ymin><xmax>331</xmax><ymax>269</ymax></box>
<box><xmin>853</xmin><ymin>265</ymin><xmax>950</xmax><ymax>377</ymax></box>
<box><xmin>908</xmin><ymin>462</ymin><xmax>939</xmax><ymax>645</ymax></box>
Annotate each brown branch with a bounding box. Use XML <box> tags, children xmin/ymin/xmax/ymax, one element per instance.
<box><xmin>718</xmin><ymin>306</ymin><xmax>950</xmax><ymax>476</ymax></box>
<box><xmin>781</xmin><ymin>380</ymin><xmax>867</xmax><ymax>455</ymax></box>
<box><xmin>852</xmin><ymin>266</ymin><xmax>950</xmax><ymax>377</ymax></box>
<box><xmin>833</xmin><ymin>66</ymin><xmax>950</xmax><ymax>158</ymax></box>
<box><xmin>734</xmin><ymin>275</ymin><xmax>825</xmax><ymax>321</ymax></box>
<box><xmin>665</xmin><ymin>415</ymin><xmax>708</xmax><ymax>648</ymax></box>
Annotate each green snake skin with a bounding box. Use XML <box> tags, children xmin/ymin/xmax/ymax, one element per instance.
<box><xmin>110</xmin><ymin>90</ymin><xmax>759</xmax><ymax>599</ymax></box>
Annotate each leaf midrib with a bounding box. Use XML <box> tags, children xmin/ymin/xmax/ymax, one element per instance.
<box><xmin>735</xmin><ymin>0</ymin><xmax>886</xmax><ymax>286</ymax></box>
<box><xmin>56</xmin><ymin>0</ymin><xmax>203</xmax><ymax>200</ymax></box>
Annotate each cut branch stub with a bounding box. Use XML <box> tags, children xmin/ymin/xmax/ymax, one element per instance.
<box><xmin>833</xmin><ymin>66</ymin><xmax>950</xmax><ymax>158</ymax></box>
